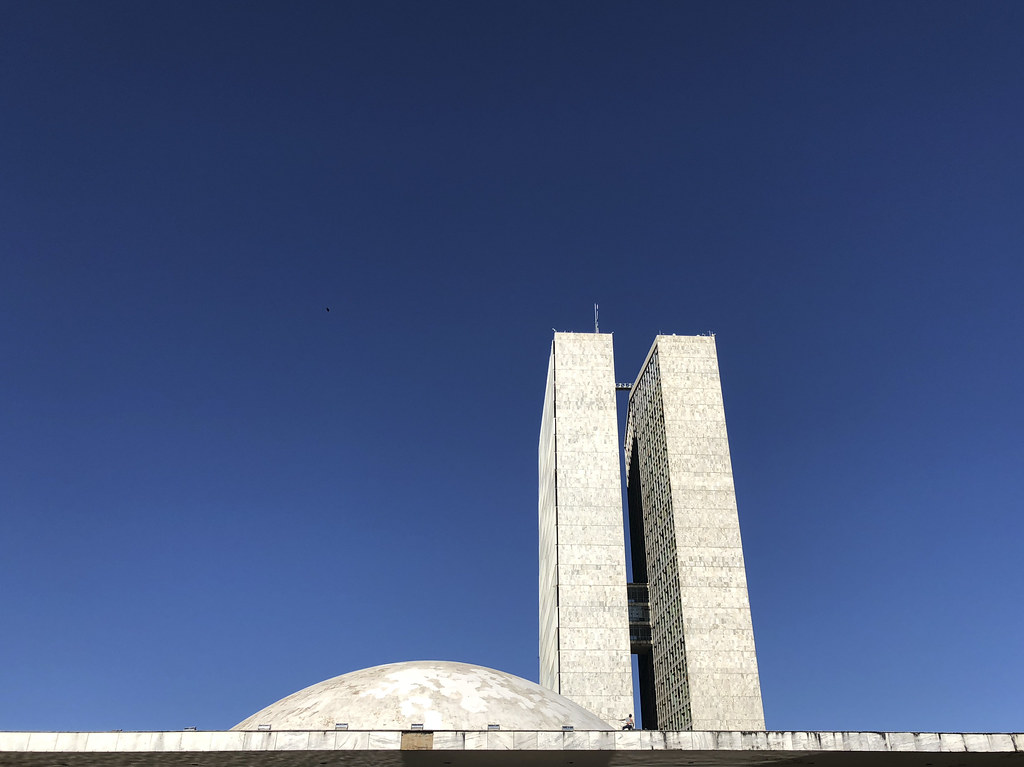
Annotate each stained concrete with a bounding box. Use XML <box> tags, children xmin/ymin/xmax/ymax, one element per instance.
<box><xmin>2</xmin><ymin>729</ymin><xmax>1021</xmax><ymax>767</ymax></box>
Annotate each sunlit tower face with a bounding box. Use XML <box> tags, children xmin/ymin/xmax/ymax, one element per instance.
<box><xmin>539</xmin><ymin>332</ymin><xmax>635</xmax><ymax>725</ymax></box>
<box><xmin>540</xmin><ymin>332</ymin><xmax>764</xmax><ymax>731</ymax></box>
<box><xmin>624</xmin><ymin>335</ymin><xmax>764</xmax><ymax>731</ymax></box>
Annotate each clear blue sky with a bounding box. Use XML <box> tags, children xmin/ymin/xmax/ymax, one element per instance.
<box><xmin>2</xmin><ymin>1</ymin><xmax>1021</xmax><ymax>734</ymax></box>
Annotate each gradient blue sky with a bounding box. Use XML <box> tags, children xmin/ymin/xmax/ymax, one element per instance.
<box><xmin>2</xmin><ymin>1</ymin><xmax>1022</xmax><ymax>733</ymax></box>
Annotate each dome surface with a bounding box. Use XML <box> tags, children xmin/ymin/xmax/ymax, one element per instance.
<box><xmin>233</xmin><ymin>660</ymin><xmax>613</xmax><ymax>731</ymax></box>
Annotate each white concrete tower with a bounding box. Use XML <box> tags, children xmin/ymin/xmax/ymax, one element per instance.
<box><xmin>625</xmin><ymin>335</ymin><xmax>764</xmax><ymax>731</ymax></box>
<box><xmin>539</xmin><ymin>332</ymin><xmax>634</xmax><ymax>724</ymax></box>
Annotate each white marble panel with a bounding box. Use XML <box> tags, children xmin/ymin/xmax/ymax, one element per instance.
<box><xmin>589</xmin><ymin>731</ymin><xmax>615</xmax><ymax>749</ymax></box>
<box><xmin>964</xmin><ymin>734</ymin><xmax>993</xmax><ymax>752</ymax></box>
<box><xmin>741</xmin><ymin>732</ymin><xmax>769</xmax><ymax>750</ymax></box>
<box><xmin>715</xmin><ymin>732</ymin><xmax>743</xmax><ymax>749</ymax></box>
<box><xmin>430</xmin><ymin>732</ymin><xmax>462</xmax><ymax>750</ymax></box>
<box><xmin>300</xmin><ymin>732</ymin><xmax>333</xmax><ymax>750</ymax></box>
<box><xmin>553</xmin><ymin>465</ymin><xmax>623</xmax><ymax>489</ymax></box>
<box><xmin>886</xmin><ymin>733</ymin><xmax>918</xmax><ymax>751</ymax></box>
<box><xmin>557</xmin><ymin>543</ymin><xmax>628</xmax><ymax>567</ymax></box>
<box><xmin>840</xmin><ymin>732</ymin><xmax>869</xmax><ymax>750</ymax></box>
<box><xmin>25</xmin><ymin>733</ymin><xmax>58</xmax><ymax>751</ymax></box>
<box><xmin>559</xmin><ymin>672</ymin><xmax>635</xmax><ymax>694</ymax></box>
<box><xmin>367</xmin><ymin>732</ymin><xmax>400</xmax><ymax>749</ymax></box>
<box><xmin>463</xmin><ymin>732</ymin><xmax>487</xmax><ymax>750</ymax></box>
<box><xmin>938</xmin><ymin>733</ymin><xmax>966</xmax><ymax>752</ymax></box>
<box><xmin>184</xmin><ymin>732</ymin><xmax>216</xmax><ymax>750</ymax></box>
<box><xmin>553</xmin><ymin>486</ymin><xmax>622</xmax><ymax>508</ymax></box>
<box><xmin>557</xmin><ymin>627</ymin><xmax>631</xmax><ymax>651</ymax></box>
<box><xmin>83</xmin><ymin>733</ymin><xmax>120</xmax><ymax>751</ymax></box>
<box><xmin>766</xmin><ymin>732</ymin><xmax>792</xmax><ymax>750</ymax></box>
<box><xmin>0</xmin><ymin>733</ymin><xmax>31</xmax><ymax>751</ymax></box>
<box><xmin>913</xmin><ymin>733</ymin><xmax>941</xmax><ymax>752</ymax></box>
<box><xmin>241</xmin><ymin>731</ymin><xmax>273</xmax><ymax>750</ymax></box>
<box><xmin>564</xmin><ymin>731</ymin><xmax>591</xmax><ymax>750</ymax></box>
<box><xmin>558</xmin><ymin>603</ymin><xmax>631</xmax><ymax>626</ymax></box>
<box><xmin>536</xmin><ymin>731</ymin><xmax>563</xmax><ymax>749</ymax></box>
<box><xmin>486</xmin><ymin>731</ymin><xmax>513</xmax><ymax>750</ymax></box>
<box><xmin>815</xmin><ymin>732</ymin><xmax>842</xmax><ymax>750</ymax></box>
<box><xmin>554</xmin><ymin>505</ymin><xmax>625</xmax><ymax>527</ymax></box>
<box><xmin>614</xmin><ymin>730</ymin><xmax>645</xmax><ymax>750</ymax></box>
<box><xmin>512</xmin><ymin>731</ymin><xmax>539</xmax><ymax>750</ymax></box>
<box><xmin>675</xmin><ymin>526</ymin><xmax>744</xmax><ymax>549</ymax></box>
<box><xmin>648</xmin><ymin>731</ymin><xmax>668</xmax><ymax>750</ymax></box>
<box><xmin>689</xmin><ymin>732</ymin><xmax>717</xmax><ymax>749</ymax></box>
<box><xmin>335</xmin><ymin>732</ymin><xmax>370</xmax><ymax>750</ymax></box>
<box><xmin>205</xmin><ymin>732</ymin><xmax>248</xmax><ymax>751</ymax></box>
<box><xmin>663</xmin><ymin>732</ymin><xmax>696</xmax><ymax>749</ymax></box>
<box><xmin>983</xmin><ymin>734</ymin><xmax>1014</xmax><ymax>751</ymax></box>
<box><xmin>864</xmin><ymin>732</ymin><xmax>887</xmax><ymax>750</ymax></box>
<box><xmin>556</xmin><ymin>524</ymin><xmax>631</xmax><ymax>545</ymax></box>
<box><xmin>557</xmin><ymin>649</ymin><xmax>635</xmax><ymax>672</ymax></box>
<box><xmin>555</xmin><ymin>582</ymin><xmax>630</xmax><ymax>603</ymax></box>
<box><xmin>273</xmin><ymin>732</ymin><xmax>310</xmax><ymax>750</ymax></box>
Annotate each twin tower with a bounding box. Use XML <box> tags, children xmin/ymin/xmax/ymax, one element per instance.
<box><xmin>539</xmin><ymin>332</ymin><xmax>765</xmax><ymax>731</ymax></box>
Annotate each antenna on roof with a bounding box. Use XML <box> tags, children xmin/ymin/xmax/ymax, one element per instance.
<box><xmin>594</xmin><ymin>303</ymin><xmax>599</xmax><ymax>333</ymax></box>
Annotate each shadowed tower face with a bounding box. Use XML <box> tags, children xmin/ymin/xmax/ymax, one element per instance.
<box><xmin>540</xmin><ymin>331</ymin><xmax>764</xmax><ymax>731</ymax></box>
<box><xmin>539</xmin><ymin>332</ymin><xmax>635</xmax><ymax>725</ymax></box>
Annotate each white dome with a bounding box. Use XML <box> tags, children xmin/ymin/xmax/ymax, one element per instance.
<box><xmin>233</xmin><ymin>660</ymin><xmax>613</xmax><ymax>731</ymax></box>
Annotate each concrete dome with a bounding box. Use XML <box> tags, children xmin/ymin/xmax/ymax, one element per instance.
<box><xmin>233</xmin><ymin>660</ymin><xmax>613</xmax><ymax>731</ymax></box>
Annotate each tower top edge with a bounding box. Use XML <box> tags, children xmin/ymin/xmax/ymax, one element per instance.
<box><xmin>652</xmin><ymin>332</ymin><xmax>717</xmax><ymax>341</ymax></box>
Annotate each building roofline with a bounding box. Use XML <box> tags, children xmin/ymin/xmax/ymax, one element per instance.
<box><xmin>1</xmin><ymin>729</ymin><xmax>1021</xmax><ymax>765</ymax></box>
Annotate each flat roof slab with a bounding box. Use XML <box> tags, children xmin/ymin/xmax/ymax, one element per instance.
<box><xmin>0</xmin><ymin>730</ymin><xmax>1021</xmax><ymax>767</ymax></box>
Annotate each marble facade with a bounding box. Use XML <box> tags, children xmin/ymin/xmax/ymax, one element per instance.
<box><xmin>540</xmin><ymin>332</ymin><xmax>764</xmax><ymax>731</ymax></box>
<box><xmin>3</xmin><ymin>728</ymin><xmax>1020</xmax><ymax>766</ymax></box>
<box><xmin>625</xmin><ymin>335</ymin><xmax>764</xmax><ymax>730</ymax></box>
<box><xmin>539</xmin><ymin>332</ymin><xmax>635</xmax><ymax>725</ymax></box>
